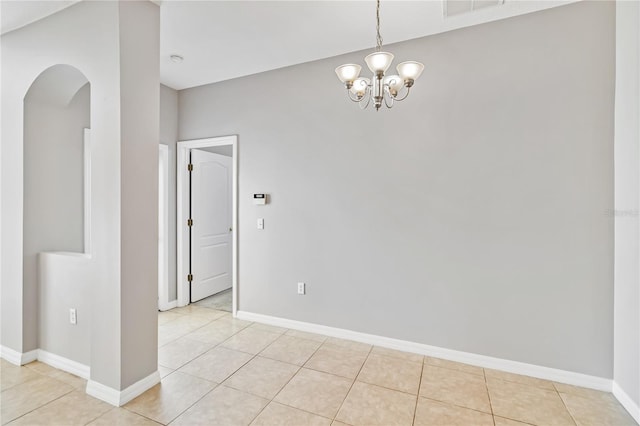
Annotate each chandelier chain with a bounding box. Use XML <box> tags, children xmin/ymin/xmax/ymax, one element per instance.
<box><xmin>375</xmin><ymin>0</ymin><xmax>383</xmax><ymax>51</ymax></box>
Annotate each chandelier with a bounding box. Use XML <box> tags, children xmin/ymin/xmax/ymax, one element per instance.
<box><xmin>335</xmin><ymin>0</ymin><xmax>424</xmax><ymax>111</ymax></box>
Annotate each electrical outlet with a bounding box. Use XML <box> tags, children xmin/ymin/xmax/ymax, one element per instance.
<box><xmin>297</xmin><ymin>282</ymin><xmax>305</xmax><ymax>295</ymax></box>
<box><xmin>69</xmin><ymin>308</ymin><xmax>77</xmax><ymax>325</ymax></box>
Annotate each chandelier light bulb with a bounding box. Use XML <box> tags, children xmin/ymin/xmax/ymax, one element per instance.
<box><xmin>384</xmin><ymin>74</ymin><xmax>403</xmax><ymax>95</ymax></box>
<box><xmin>350</xmin><ymin>78</ymin><xmax>370</xmax><ymax>96</ymax></box>
<box><xmin>335</xmin><ymin>64</ymin><xmax>362</xmax><ymax>84</ymax></box>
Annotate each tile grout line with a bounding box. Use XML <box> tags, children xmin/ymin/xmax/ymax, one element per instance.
<box><xmin>330</xmin><ymin>344</ymin><xmax>374</xmax><ymax>423</ymax></box>
<box><xmin>4</xmin><ymin>384</ymin><xmax>75</xmax><ymax>425</ymax></box>
<box><xmin>268</xmin><ymin>330</ymin><xmax>327</xmax><ymax>405</ymax></box>
<box><xmin>264</xmin><ymin>338</ymin><xmax>373</xmax><ymax>423</ymax></box>
<box><xmin>554</xmin><ymin>382</ymin><xmax>579</xmax><ymax>426</ymax></box>
<box><xmin>418</xmin><ymin>395</ymin><xmax>497</xmax><ymax>417</ymax></box>
<box><xmin>78</xmin><ymin>399</ymin><xmax>113</xmax><ymax>426</ymax></box>
<box><xmin>281</xmin><ymin>344</ymin><xmax>426</xmax><ymax>399</ymax></box>
<box><xmin>125</xmin><ymin>376</ymin><xmax>217</xmax><ymax>424</ymax></box>
<box><xmin>483</xmin><ymin>367</ymin><xmax>497</xmax><ymax>426</ymax></box>
<box><xmin>0</xmin><ymin>373</ymin><xmax>40</xmax><ymax>393</ymax></box>
<box><xmin>157</xmin><ymin>313</ymin><xmax>221</xmax><ymax>349</ymax></box>
<box><xmin>423</xmin><ymin>360</ymin><xmax>485</xmax><ymax>377</ymax></box>
<box><xmin>150</xmin><ymin>311</ymin><xmax>258</xmax><ymax>424</ymax></box>
<box><xmin>83</xmin><ymin>406</ymin><xmax>118</xmax><ymax>426</ymax></box>
<box><xmin>156</xmin><ymin>313</ymin><xmax>234</xmax><ymax>424</ymax></box>
<box><xmin>119</xmin><ymin>406</ymin><xmax>165</xmax><ymax>425</ymax></box>
<box><xmin>239</xmin><ymin>326</ymin><xmax>326</xmax><ymax>425</ymax></box>
<box><xmin>135</xmin><ymin>320</ymin><xmax>253</xmax><ymax>426</ymax></box>
<box><xmin>226</xmin><ymin>323</ymin><xmax>352</xmax><ymax>423</ymax></box>
<box><xmin>284</xmin><ymin>329</ymin><xmax>328</xmax><ymax>344</ymax></box>
<box><xmin>158</xmin><ymin>312</ymin><xmax>252</xmax><ymax>370</ymax></box>
<box><xmin>220</xmin><ymin>355</ymin><xmax>300</xmax><ymax>400</ymax></box>
<box><xmin>411</xmin><ymin>354</ymin><xmax>426</xmax><ymax>426</ymax></box>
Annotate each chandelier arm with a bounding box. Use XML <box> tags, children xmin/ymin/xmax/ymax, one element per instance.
<box><xmin>359</xmin><ymin>92</ymin><xmax>372</xmax><ymax>109</ymax></box>
<box><xmin>347</xmin><ymin>88</ymin><xmax>368</xmax><ymax>103</ymax></box>
<box><xmin>383</xmin><ymin>90</ymin><xmax>394</xmax><ymax>108</ymax></box>
<box><xmin>393</xmin><ymin>85</ymin><xmax>412</xmax><ymax>102</ymax></box>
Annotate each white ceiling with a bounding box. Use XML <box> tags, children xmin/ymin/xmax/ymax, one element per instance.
<box><xmin>0</xmin><ymin>1</ymin><xmax>79</xmax><ymax>34</ymax></box>
<box><xmin>1</xmin><ymin>0</ymin><xmax>578</xmax><ymax>90</ymax></box>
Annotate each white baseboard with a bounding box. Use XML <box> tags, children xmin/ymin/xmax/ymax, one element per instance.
<box><xmin>0</xmin><ymin>346</ymin><xmax>38</xmax><ymax>365</ymax></box>
<box><xmin>86</xmin><ymin>380</ymin><xmax>120</xmax><ymax>406</ymax></box>
<box><xmin>37</xmin><ymin>350</ymin><xmax>90</xmax><ymax>379</ymax></box>
<box><xmin>23</xmin><ymin>349</ymin><xmax>38</xmax><ymax>364</ymax></box>
<box><xmin>2</xmin><ymin>346</ymin><xmax>161</xmax><ymax>408</ymax></box>
<box><xmin>120</xmin><ymin>370</ymin><xmax>161</xmax><ymax>405</ymax></box>
<box><xmin>87</xmin><ymin>370</ymin><xmax>160</xmax><ymax>407</ymax></box>
<box><xmin>613</xmin><ymin>381</ymin><xmax>640</xmax><ymax>424</ymax></box>
<box><xmin>159</xmin><ymin>300</ymin><xmax>178</xmax><ymax>312</ymax></box>
<box><xmin>236</xmin><ymin>310</ymin><xmax>612</xmax><ymax>392</ymax></box>
<box><xmin>1</xmin><ymin>347</ymin><xmax>90</xmax><ymax>378</ymax></box>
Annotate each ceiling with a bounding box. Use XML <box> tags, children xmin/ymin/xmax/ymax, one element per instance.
<box><xmin>1</xmin><ymin>0</ymin><xmax>578</xmax><ymax>90</ymax></box>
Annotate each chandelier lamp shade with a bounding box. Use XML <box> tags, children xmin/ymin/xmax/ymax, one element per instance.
<box><xmin>335</xmin><ymin>0</ymin><xmax>424</xmax><ymax>111</ymax></box>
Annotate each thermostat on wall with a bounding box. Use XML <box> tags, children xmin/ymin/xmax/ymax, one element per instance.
<box><xmin>253</xmin><ymin>194</ymin><xmax>267</xmax><ymax>205</ymax></box>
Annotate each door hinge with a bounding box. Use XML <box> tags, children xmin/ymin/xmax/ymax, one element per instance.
<box><xmin>187</xmin><ymin>163</ymin><xmax>193</xmax><ymax>171</ymax></box>
<box><xmin>187</xmin><ymin>274</ymin><xmax>193</xmax><ymax>282</ymax></box>
<box><xmin>187</xmin><ymin>219</ymin><xmax>193</xmax><ymax>227</ymax></box>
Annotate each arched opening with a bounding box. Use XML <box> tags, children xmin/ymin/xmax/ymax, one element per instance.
<box><xmin>23</xmin><ymin>64</ymin><xmax>92</xmax><ymax>367</ymax></box>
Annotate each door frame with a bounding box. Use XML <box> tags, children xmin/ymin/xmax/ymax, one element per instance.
<box><xmin>158</xmin><ymin>144</ymin><xmax>172</xmax><ymax>311</ymax></box>
<box><xmin>176</xmin><ymin>135</ymin><xmax>238</xmax><ymax>315</ymax></box>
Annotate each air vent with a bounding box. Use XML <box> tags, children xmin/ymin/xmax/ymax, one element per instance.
<box><xmin>443</xmin><ymin>0</ymin><xmax>505</xmax><ymax>18</ymax></box>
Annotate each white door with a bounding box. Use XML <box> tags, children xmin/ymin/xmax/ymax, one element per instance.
<box><xmin>190</xmin><ymin>149</ymin><xmax>233</xmax><ymax>302</ymax></box>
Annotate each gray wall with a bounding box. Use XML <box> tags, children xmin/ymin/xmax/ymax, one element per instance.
<box><xmin>179</xmin><ymin>1</ymin><xmax>615</xmax><ymax>378</ymax></box>
<box><xmin>2</xmin><ymin>1</ymin><xmax>160</xmax><ymax>396</ymax></box>
<box><xmin>201</xmin><ymin>145</ymin><xmax>233</xmax><ymax>157</ymax></box>
<box><xmin>119</xmin><ymin>0</ymin><xmax>160</xmax><ymax>389</ymax></box>
<box><xmin>614</xmin><ymin>1</ymin><xmax>640</xmax><ymax>408</ymax></box>
<box><xmin>23</xmin><ymin>78</ymin><xmax>90</xmax><ymax>353</ymax></box>
<box><xmin>160</xmin><ymin>84</ymin><xmax>179</xmax><ymax>303</ymax></box>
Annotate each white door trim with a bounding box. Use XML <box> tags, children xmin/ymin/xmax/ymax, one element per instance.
<box><xmin>176</xmin><ymin>135</ymin><xmax>238</xmax><ymax>316</ymax></box>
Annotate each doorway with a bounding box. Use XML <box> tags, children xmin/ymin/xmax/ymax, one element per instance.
<box><xmin>177</xmin><ymin>136</ymin><xmax>238</xmax><ymax>315</ymax></box>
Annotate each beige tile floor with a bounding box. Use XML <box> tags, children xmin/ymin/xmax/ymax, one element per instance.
<box><xmin>1</xmin><ymin>302</ymin><xmax>637</xmax><ymax>426</ymax></box>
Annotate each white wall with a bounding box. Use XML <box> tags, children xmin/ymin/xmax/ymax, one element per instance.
<box><xmin>613</xmin><ymin>0</ymin><xmax>640</xmax><ymax>420</ymax></box>
<box><xmin>179</xmin><ymin>1</ymin><xmax>615</xmax><ymax>378</ymax></box>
